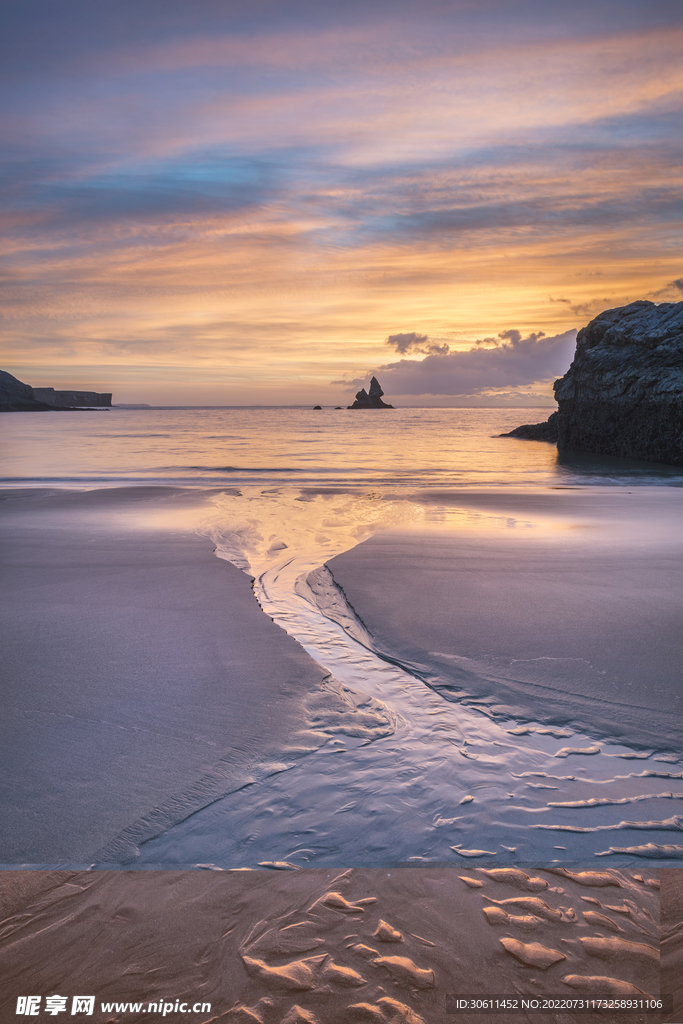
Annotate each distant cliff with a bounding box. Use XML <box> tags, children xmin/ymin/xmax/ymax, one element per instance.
<box><xmin>0</xmin><ymin>371</ymin><xmax>112</xmax><ymax>411</ymax></box>
<box><xmin>348</xmin><ymin>376</ymin><xmax>394</xmax><ymax>409</ymax></box>
<box><xmin>33</xmin><ymin>387</ymin><xmax>112</xmax><ymax>408</ymax></box>
<box><xmin>503</xmin><ymin>300</ymin><xmax>683</xmax><ymax>466</ymax></box>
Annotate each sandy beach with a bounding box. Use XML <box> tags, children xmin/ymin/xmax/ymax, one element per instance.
<box><xmin>2</xmin><ymin>483</ymin><xmax>682</xmax><ymax>870</ymax></box>
<box><xmin>0</xmin><ymin>487</ymin><xmax>392</xmax><ymax>866</ymax></box>
<box><xmin>325</xmin><ymin>488</ymin><xmax>683</xmax><ymax>752</ymax></box>
<box><xmin>661</xmin><ymin>869</ymin><xmax>683</xmax><ymax>1022</ymax></box>
<box><xmin>0</xmin><ymin>865</ymin><xmax>663</xmax><ymax>1023</ymax></box>
<box><xmin>1</xmin><ymin>450</ymin><xmax>681</xmax><ymax>1021</ymax></box>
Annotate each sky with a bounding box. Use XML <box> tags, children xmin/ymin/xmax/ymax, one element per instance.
<box><xmin>1</xmin><ymin>0</ymin><xmax>682</xmax><ymax>406</ymax></box>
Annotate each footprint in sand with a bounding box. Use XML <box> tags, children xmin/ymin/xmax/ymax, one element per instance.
<box><xmin>320</xmin><ymin>959</ymin><xmax>367</xmax><ymax>986</ymax></box>
<box><xmin>476</xmin><ymin>868</ymin><xmax>549</xmax><ymax>892</ymax></box>
<box><xmin>348</xmin><ymin>943</ymin><xmax>381</xmax><ymax>959</ymax></box>
<box><xmin>483</xmin><ymin>907</ymin><xmax>544</xmax><ymax>931</ymax></box>
<box><xmin>579</xmin><ymin>935</ymin><xmax>659</xmax><ymax>968</ymax></box>
<box><xmin>378</xmin><ymin>997</ymin><xmax>426</xmax><ymax>1023</ymax></box>
<box><xmin>582</xmin><ymin>910</ymin><xmax>624</xmax><ymax>933</ymax></box>
<box><xmin>241</xmin><ymin>954</ymin><xmax>326</xmax><ymax>991</ymax></box>
<box><xmin>373</xmin><ymin>955</ymin><xmax>436</xmax><ymax>989</ymax></box>
<box><xmin>346</xmin><ymin>998</ymin><xmax>426</xmax><ymax>1024</ymax></box>
<box><xmin>218</xmin><ymin>998</ymin><xmax>273</xmax><ymax>1023</ymax></box>
<box><xmin>373</xmin><ymin>919</ymin><xmax>404</xmax><ymax>943</ymax></box>
<box><xmin>500</xmin><ymin>937</ymin><xmax>567</xmax><ymax>969</ymax></box>
<box><xmin>280</xmin><ymin>1007</ymin><xmax>320</xmax><ymax>1024</ymax></box>
<box><xmin>563</xmin><ymin>975</ymin><xmax>654</xmax><ymax>999</ymax></box>
<box><xmin>482</xmin><ymin>895</ymin><xmax>575</xmax><ymax>922</ymax></box>
<box><xmin>319</xmin><ymin>891</ymin><xmax>375</xmax><ymax>913</ymax></box>
<box><xmin>550</xmin><ymin>869</ymin><xmax>621</xmax><ymax>888</ymax></box>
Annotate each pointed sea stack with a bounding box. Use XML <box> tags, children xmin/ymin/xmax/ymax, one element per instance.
<box><xmin>501</xmin><ymin>300</ymin><xmax>683</xmax><ymax>465</ymax></box>
<box><xmin>348</xmin><ymin>376</ymin><xmax>394</xmax><ymax>409</ymax></box>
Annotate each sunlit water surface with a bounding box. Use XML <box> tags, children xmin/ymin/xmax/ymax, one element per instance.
<box><xmin>4</xmin><ymin>405</ymin><xmax>683</xmax><ymax>489</ymax></box>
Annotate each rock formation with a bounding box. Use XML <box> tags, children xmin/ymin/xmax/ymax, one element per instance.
<box><xmin>0</xmin><ymin>370</ymin><xmax>53</xmax><ymax>411</ymax></box>
<box><xmin>33</xmin><ymin>387</ymin><xmax>112</xmax><ymax>408</ymax></box>
<box><xmin>502</xmin><ymin>300</ymin><xmax>683</xmax><ymax>465</ymax></box>
<box><xmin>348</xmin><ymin>376</ymin><xmax>394</xmax><ymax>409</ymax></box>
<box><xmin>503</xmin><ymin>412</ymin><xmax>559</xmax><ymax>442</ymax></box>
<box><xmin>0</xmin><ymin>371</ymin><xmax>112</xmax><ymax>411</ymax></box>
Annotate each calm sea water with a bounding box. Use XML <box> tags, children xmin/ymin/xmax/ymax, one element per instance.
<box><xmin>2</xmin><ymin>406</ymin><xmax>683</xmax><ymax>488</ymax></box>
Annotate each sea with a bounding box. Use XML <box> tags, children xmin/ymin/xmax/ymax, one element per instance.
<box><xmin>3</xmin><ymin>406</ymin><xmax>683</xmax><ymax>868</ymax></box>
<box><xmin>3</xmin><ymin>405</ymin><xmax>683</xmax><ymax>490</ymax></box>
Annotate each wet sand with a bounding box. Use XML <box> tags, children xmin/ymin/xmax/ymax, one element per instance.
<box><xmin>0</xmin><ymin>488</ymin><xmax>395</xmax><ymax>865</ymax></box>
<box><xmin>661</xmin><ymin>869</ymin><xmax>683</xmax><ymax>1022</ymax></box>
<box><xmin>4</xmin><ymin>485</ymin><xmax>682</xmax><ymax>869</ymax></box>
<box><xmin>325</xmin><ymin>488</ymin><xmax>683</xmax><ymax>753</ymax></box>
<box><xmin>0</xmin><ymin>484</ymin><xmax>679</xmax><ymax>1022</ymax></box>
<box><xmin>0</xmin><ymin>866</ymin><xmax>662</xmax><ymax>1024</ymax></box>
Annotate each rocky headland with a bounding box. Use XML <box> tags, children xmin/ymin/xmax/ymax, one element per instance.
<box><xmin>348</xmin><ymin>376</ymin><xmax>393</xmax><ymax>409</ymax></box>
<box><xmin>0</xmin><ymin>370</ymin><xmax>112</xmax><ymax>411</ymax></box>
<box><xmin>0</xmin><ymin>370</ymin><xmax>53</xmax><ymax>411</ymax></box>
<box><xmin>503</xmin><ymin>300</ymin><xmax>683</xmax><ymax>465</ymax></box>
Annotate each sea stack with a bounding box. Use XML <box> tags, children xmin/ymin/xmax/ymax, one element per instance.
<box><xmin>502</xmin><ymin>300</ymin><xmax>683</xmax><ymax>465</ymax></box>
<box><xmin>348</xmin><ymin>376</ymin><xmax>394</xmax><ymax>409</ymax></box>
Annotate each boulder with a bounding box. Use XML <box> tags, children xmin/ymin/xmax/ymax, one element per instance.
<box><xmin>348</xmin><ymin>376</ymin><xmax>394</xmax><ymax>409</ymax></box>
<box><xmin>502</xmin><ymin>301</ymin><xmax>683</xmax><ymax>465</ymax></box>
<box><xmin>502</xmin><ymin>411</ymin><xmax>559</xmax><ymax>442</ymax></box>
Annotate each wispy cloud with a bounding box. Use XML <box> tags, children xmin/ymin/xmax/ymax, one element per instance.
<box><xmin>1</xmin><ymin>1</ymin><xmax>682</xmax><ymax>400</ymax></box>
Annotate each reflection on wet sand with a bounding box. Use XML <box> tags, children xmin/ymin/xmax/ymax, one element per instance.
<box><xmin>134</xmin><ymin>485</ymin><xmax>683</xmax><ymax>868</ymax></box>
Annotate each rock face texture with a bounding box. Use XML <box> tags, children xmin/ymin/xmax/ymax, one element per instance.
<box><xmin>33</xmin><ymin>387</ymin><xmax>112</xmax><ymax>408</ymax></box>
<box><xmin>503</xmin><ymin>300</ymin><xmax>683</xmax><ymax>465</ymax></box>
<box><xmin>0</xmin><ymin>371</ymin><xmax>112</xmax><ymax>411</ymax></box>
<box><xmin>502</xmin><ymin>411</ymin><xmax>559</xmax><ymax>443</ymax></box>
<box><xmin>0</xmin><ymin>371</ymin><xmax>52</xmax><ymax>411</ymax></box>
<box><xmin>348</xmin><ymin>376</ymin><xmax>394</xmax><ymax>409</ymax></box>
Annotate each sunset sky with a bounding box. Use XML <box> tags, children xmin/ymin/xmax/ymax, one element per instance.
<box><xmin>2</xmin><ymin>0</ymin><xmax>682</xmax><ymax>405</ymax></box>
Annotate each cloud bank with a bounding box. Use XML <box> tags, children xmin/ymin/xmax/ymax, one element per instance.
<box><xmin>1</xmin><ymin>0</ymin><xmax>682</xmax><ymax>401</ymax></box>
<box><xmin>364</xmin><ymin>328</ymin><xmax>578</xmax><ymax>397</ymax></box>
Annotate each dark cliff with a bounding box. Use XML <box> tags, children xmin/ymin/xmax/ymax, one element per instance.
<box><xmin>0</xmin><ymin>370</ymin><xmax>52</xmax><ymax>411</ymax></box>
<box><xmin>503</xmin><ymin>300</ymin><xmax>683</xmax><ymax>465</ymax></box>
<box><xmin>0</xmin><ymin>371</ymin><xmax>112</xmax><ymax>411</ymax></box>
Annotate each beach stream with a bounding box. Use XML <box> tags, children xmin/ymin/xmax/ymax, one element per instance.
<box><xmin>136</xmin><ymin>488</ymin><xmax>683</xmax><ymax>868</ymax></box>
